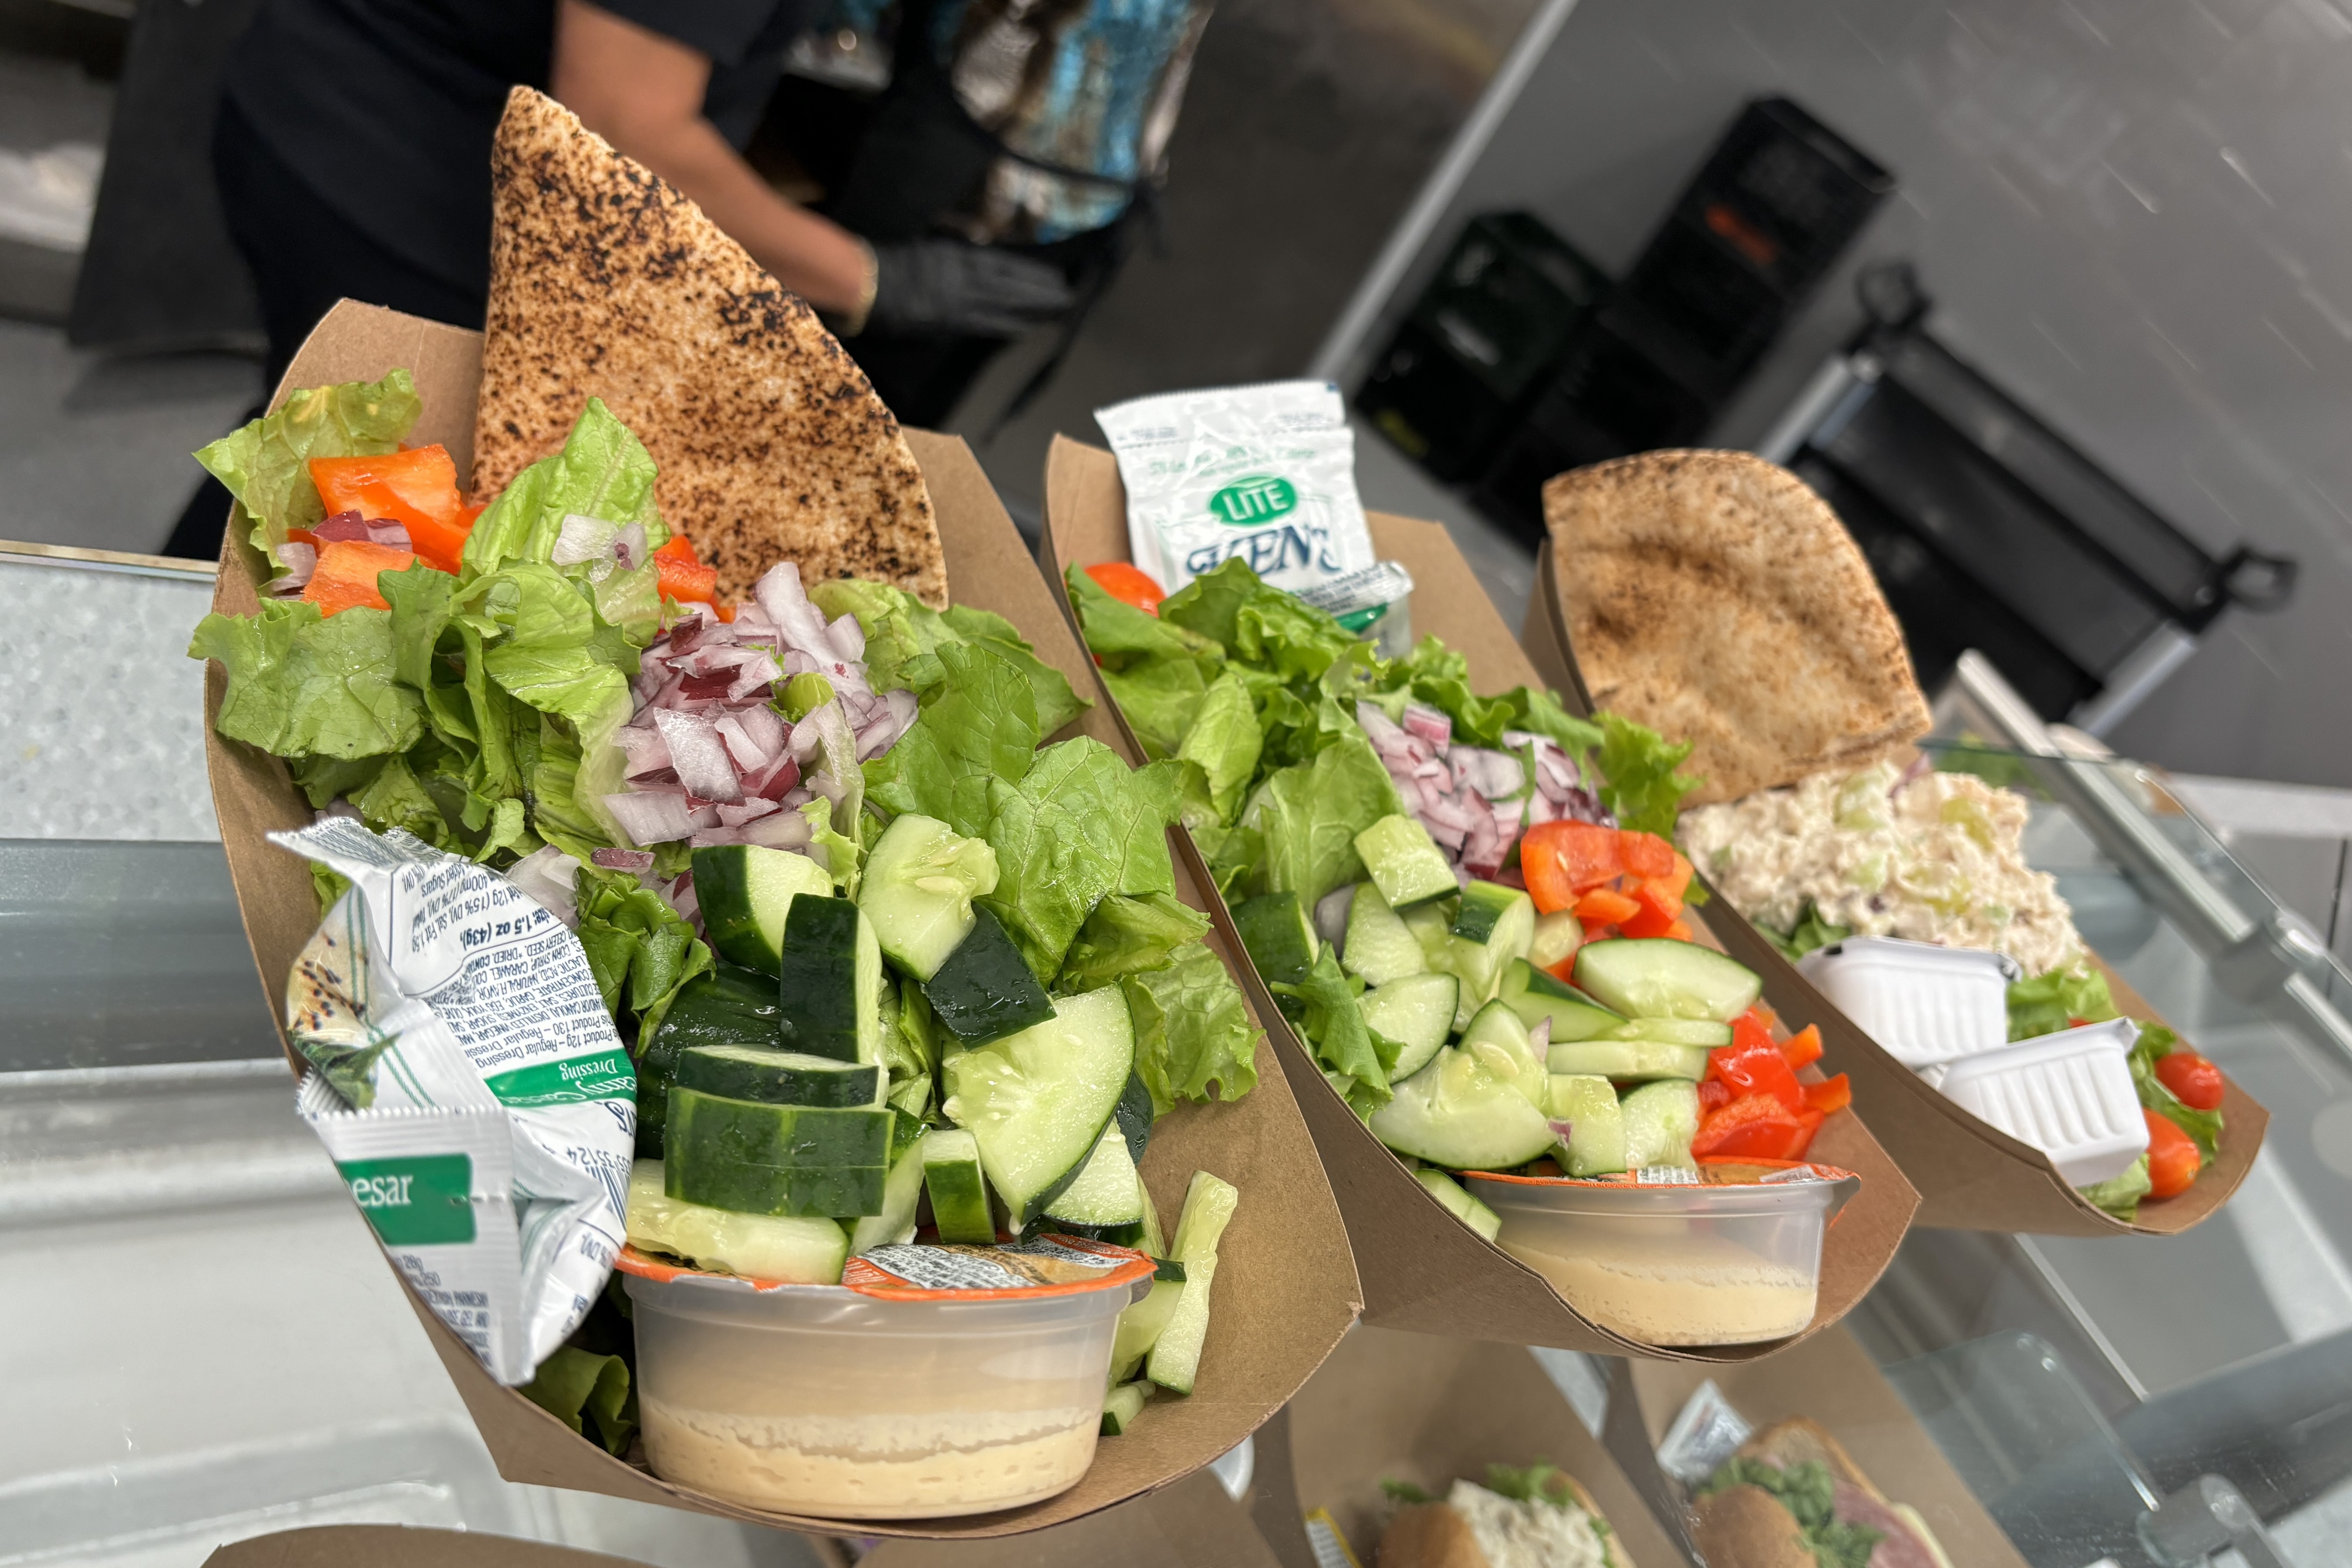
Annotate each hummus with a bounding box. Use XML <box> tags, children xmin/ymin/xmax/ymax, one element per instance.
<box><xmin>1680</xmin><ymin>760</ymin><xmax>2083</xmax><ymax>977</ymax></box>
<box><xmin>1499</xmin><ymin>1238</ymin><xmax>1817</xmax><ymax>1346</ymax></box>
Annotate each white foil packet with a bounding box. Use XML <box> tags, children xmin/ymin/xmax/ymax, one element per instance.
<box><xmin>274</xmin><ymin>817</ymin><xmax>634</xmax><ymax>1385</ymax></box>
<box><xmin>1097</xmin><ymin>380</ymin><xmax>1378</xmax><ymax>599</ymax></box>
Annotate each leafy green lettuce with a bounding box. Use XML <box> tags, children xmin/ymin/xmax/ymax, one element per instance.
<box><xmin>190</xmin><ymin>600</ymin><xmax>423</xmax><ymax>760</ymax></box>
<box><xmin>1175</xmin><ymin>670</ymin><xmax>1263</xmax><ymax>820</ymax></box>
<box><xmin>1271</xmin><ymin>944</ymin><xmax>1394</xmax><ymax>1117</ymax></box>
<box><xmin>814</xmin><ymin>578</ymin><xmax>1085</xmax><ymax>734</ymax></box>
<box><xmin>2007</xmin><ymin>964</ymin><xmax>2118</xmax><ymax>1041</ymax></box>
<box><xmin>573</xmin><ymin>864</ymin><xmax>711</xmax><ymax>1033</ymax></box>
<box><xmin>866</xmin><ymin>642</ymin><xmax>1041</xmax><ymax>826</ymax></box>
<box><xmin>194</xmin><ymin>369</ymin><xmax>420</xmax><ymax>573</ymax></box>
<box><xmin>522</xmin><ymin>1345</ymin><xmax>637</xmax><ymax>1457</ymax></box>
<box><xmin>1055</xmin><ymin>892</ymin><xmax>1212</xmax><ymax>992</ymax></box>
<box><xmin>1238</xmin><ymin>730</ymin><xmax>1402</xmax><ymax>905</ymax></box>
<box><xmin>462</xmin><ymin>398</ymin><xmax>667</xmax><ymax>577</ymax></box>
<box><xmin>1698</xmin><ymin>1458</ymin><xmax>1882</xmax><ymax>1568</ymax></box>
<box><xmin>1120</xmin><ymin>942</ymin><xmax>1262</xmax><ymax>1114</ymax></box>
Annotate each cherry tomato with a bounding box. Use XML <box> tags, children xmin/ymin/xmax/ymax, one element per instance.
<box><xmin>2144</xmin><ymin>1110</ymin><xmax>2201</xmax><ymax>1199</ymax></box>
<box><xmin>1086</xmin><ymin>561</ymin><xmax>1165</xmax><ymax>613</ymax></box>
<box><xmin>2154</xmin><ymin>1049</ymin><xmax>2225</xmax><ymax>1112</ymax></box>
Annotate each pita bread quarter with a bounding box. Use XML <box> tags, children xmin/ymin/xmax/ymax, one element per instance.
<box><xmin>474</xmin><ymin>88</ymin><xmax>946</xmax><ymax>609</ymax></box>
<box><xmin>1544</xmin><ymin>450</ymin><xmax>1928</xmax><ymax>805</ymax></box>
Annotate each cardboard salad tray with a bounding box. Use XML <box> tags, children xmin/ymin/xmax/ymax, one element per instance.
<box><xmin>1276</xmin><ymin>1324</ymin><xmax>1692</xmax><ymax>1568</ymax></box>
<box><xmin>1036</xmin><ymin>435</ymin><xmax>1919</xmax><ymax>1361</ymax></box>
<box><xmin>198</xmin><ymin>302</ymin><xmax>1362</xmax><ymax>1539</ymax></box>
<box><xmin>1625</xmin><ymin>1325</ymin><xmax>2029</xmax><ymax>1568</ymax></box>
<box><xmin>1524</xmin><ymin>539</ymin><xmax>2267</xmax><ymax>1237</ymax></box>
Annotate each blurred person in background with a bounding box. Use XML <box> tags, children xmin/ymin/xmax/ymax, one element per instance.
<box><xmin>165</xmin><ymin>0</ymin><xmax>1209</xmax><ymax>556</ymax></box>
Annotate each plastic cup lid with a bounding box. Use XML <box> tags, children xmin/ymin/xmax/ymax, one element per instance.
<box><xmin>1463</xmin><ymin>1158</ymin><xmax>1863</xmax><ymax>1219</ymax></box>
<box><xmin>616</xmin><ymin>1236</ymin><xmax>1156</xmax><ymax>1302</ymax></box>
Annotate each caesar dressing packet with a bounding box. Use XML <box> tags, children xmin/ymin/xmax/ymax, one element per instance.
<box><xmin>274</xmin><ymin>817</ymin><xmax>634</xmax><ymax>1385</ymax></box>
<box><xmin>1097</xmin><ymin>380</ymin><xmax>1384</xmax><ymax>601</ymax></box>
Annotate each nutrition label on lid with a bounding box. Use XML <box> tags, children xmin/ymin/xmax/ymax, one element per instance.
<box><xmin>859</xmin><ymin>1245</ymin><xmax>1030</xmax><ymax>1292</ymax></box>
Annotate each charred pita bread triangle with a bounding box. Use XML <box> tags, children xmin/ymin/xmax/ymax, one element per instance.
<box><xmin>1545</xmin><ymin>449</ymin><xmax>1929</xmax><ymax>806</ymax></box>
<box><xmin>474</xmin><ymin>87</ymin><xmax>947</xmax><ymax>608</ymax></box>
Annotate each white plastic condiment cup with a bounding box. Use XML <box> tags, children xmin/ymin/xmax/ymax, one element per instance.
<box><xmin>1797</xmin><ymin>936</ymin><xmax>2018</xmax><ymax>1087</ymax></box>
<box><xmin>1934</xmin><ymin>1018</ymin><xmax>2150</xmax><ymax>1188</ymax></box>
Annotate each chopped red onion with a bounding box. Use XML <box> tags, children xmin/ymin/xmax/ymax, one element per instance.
<box><xmin>740</xmin><ymin>812</ymin><xmax>814</xmax><ymax>851</ymax></box>
<box><xmin>276</xmin><ymin>542</ymin><xmax>318</xmax><ymax>590</ymax></box>
<box><xmin>313</xmin><ymin>511</ymin><xmax>371</xmax><ymax>544</ymax></box>
<box><xmin>744</xmin><ymin>754</ymin><xmax>801</xmax><ymax>800</ymax></box>
<box><xmin>1313</xmin><ymin>884</ymin><xmax>1355</xmax><ymax>951</ymax></box>
<box><xmin>590</xmin><ymin>847</ymin><xmax>656</xmax><ymax>872</ymax></box>
<box><xmin>615</xmin><ymin>522</ymin><xmax>648</xmax><ymax>571</ymax></box>
<box><xmin>1402</xmin><ymin>702</ymin><xmax>1453</xmax><ymax>747</ymax></box>
<box><xmin>553</xmin><ymin>514</ymin><xmax>621</xmax><ymax>565</ymax></box>
<box><xmin>365</xmin><ymin>520</ymin><xmax>412</xmax><ymax>550</ymax></box>
<box><xmin>828</xmin><ymin>611</ymin><xmax>866</xmax><ymax>663</ymax></box>
<box><xmin>716</xmin><ymin>798</ymin><xmax>780</xmax><ymax>827</ymax></box>
<box><xmin>713</xmin><ymin>713</ymin><xmax>773</xmax><ymax>774</ymax></box>
<box><xmin>503</xmin><ymin>845</ymin><xmax>582</xmax><ymax>926</ymax></box>
<box><xmin>650</xmin><ymin>709</ymin><xmax>742</xmax><ymax>804</ymax></box>
<box><xmin>604</xmin><ymin>789</ymin><xmax>695</xmax><ymax>846</ymax></box>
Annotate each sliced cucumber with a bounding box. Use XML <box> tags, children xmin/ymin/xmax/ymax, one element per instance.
<box><xmin>940</xmin><ymin>985</ymin><xmax>1137</xmax><ymax>1228</ymax></box>
<box><xmin>1112</xmin><ymin>1276</ymin><xmax>1183</xmax><ymax>1383</ymax></box>
<box><xmin>1148</xmin><ymin>1171</ymin><xmax>1240</xmax><ymax>1396</ymax></box>
<box><xmin>626</xmin><ymin>1162</ymin><xmax>848</xmax><ymax>1283</ymax></box>
<box><xmin>1341</xmin><ymin>880</ymin><xmax>1429</xmax><ymax>987</ymax></box>
<box><xmin>1573</xmin><ymin>937</ymin><xmax>1761</xmax><ymax>1023</ymax></box>
<box><xmin>848</xmin><ymin>1124</ymin><xmax>929</xmax><ymax>1252</ymax></box>
<box><xmin>1605</xmin><ymin>1016</ymin><xmax>1732</xmax><ymax>1047</ymax></box>
<box><xmin>1369</xmin><ymin>1044</ymin><xmax>1557</xmax><ymax>1171</ymax></box>
<box><xmin>1355</xmin><ymin>813</ymin><xmax>1459</xmax><ymax>911</ymax></box>
<box><xmin>858</xmin><ymin>813</ymin><xmax>999</xmax><ymax>981</ymax></box>
<box><xmin>663</xmin><ymin>1088</ymin><xmax>893</xmax><ymax>1217</ymax></box>
<box><xmin>774</xmin><ymin>894</ymin><xmax>882</xmax><ymax>1064</ymax></box>
<box><xmin>1043</xmin><ymin>1124</ymin><xmax>1147</xmax><ymax>1245</ymax></box>
<box><xmin>1547</xmin><ymin>1075</ymin><xmax>1627</xmax><ymax>1177</ymax></box>
<box><xmin>673</xmin><ymin>1045</ymin><xmax>883</xmax><ymax>1108</ymax></box>
<box><xmin>1529</xmin><ymin>909</ymin><xmax>1582</xmax><ymax>973</ymax></box>
<box><xmin>924</xmin><ymin>907</ymin><xmax>1058</xmax><ymax>1046</ymax></box>
<box><xmin>1113</xmin><ymin>1071</ymin><xmax>1154</xmax><ymax>1166</ymax></box>
<box><xmin>1440</xmin><ymin>882</ymin><xmax>1536</xmax><ymax>1026</ymax></box>
<box><xmin>1358</xmin><ymin>972</ymin><xmax>1459</xmax><ymax>1080</ymax></box>
<box><xmin>632</xmin><ymin>961</ymin><xmax>783</xmax><ymax>1156</ymax></box>
<box><xmin>1620</xmin><ymin>1078</ymin><xmax>1701</xmax><ymax>1171</ymax></box>
<box><xmin>1456</xmin><ymin>998</ymin><xmax>1548</xmax><ymax>1106</ymax></box>
<box><xmin>921</xmin><ymin>1126</ymin><xmax>995</xmax><ymax>1243</ymax></box>
<box><xmin>1101</xmin><ymin>1381</ymin><xmax>1151</xmax><ymax>1436</ymax></box>
<box><xmin>1137</xmin><ymin>1178</ymin><xmax>1168</xmax><ymax>1259</ymax></box>
<box><xmin>1404</xmin><ymin>901</ymin><xmax>1453</xmax><ymax>966</ymax></box>
<box><xmin>1233</xmin><ymin>891</ymin><xmax>1319</xmax><ymax>987</ymax></box>
<box><xmin>1414</xmin><ymin>1166</ymin><xmax>1501</xmax><ymax>1241</ymax></box>
<box><xmin>1545</xmin><ymin>1039</ymin><xmax>1711</xmax><ymax>1080</ymax></box>
<box><xmin>1500</xmin><ymin>958</ymin><xmax>1622</xmax><ymax>1044</ymax></box>
<box><xmin>694</xmin><ymin>844</ymin><xmax>834</xmax><ymax>976</ymax></box>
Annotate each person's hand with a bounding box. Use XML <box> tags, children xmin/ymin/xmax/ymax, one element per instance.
<box><xmin>865</xmin><ymin>240</ymin><xmax>1073</xmax><ymax>339</ymax></box>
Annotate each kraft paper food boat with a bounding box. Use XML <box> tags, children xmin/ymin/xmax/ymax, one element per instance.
<box><xmin>1036</xmin><ymin>434</ymin><xmax>1918</xmax><ymax>1362</ymax></box>
<box><xmin>199</xmin><ymin>303</ymin><xmax>1361</xmax><ymax>1539</ymax></box>
<box><xmin>1523</xmin><ymin>537</ymin><xmax>2266</xmax><ymax>1237</ymax></box>
<box><xmin>1273</xmin><ymin>1323</ymin><xmax>1689</xmax><ymax>1568</ymax></box>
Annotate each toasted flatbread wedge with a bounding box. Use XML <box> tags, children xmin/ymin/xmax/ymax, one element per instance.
<box><xmin>474</xmin><ymin>87</ymin><xmax>946</xmax><ymax>608</ymax></box>
<box><xmin>1544</xmin><ymin>450</ymin><xmax>1928</xmax><ymax>805</ymax></box>
<box><xmin>1378</xmin><ymin>1501</ymin><xmax>1491</xmax><ymax>1568</ymax></box>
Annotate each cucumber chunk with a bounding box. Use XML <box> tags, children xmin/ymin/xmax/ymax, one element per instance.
<box><xmin>941</xmin><ymin>985</ymin><xmax>1137</xmax><ymax>1228</ymax></box>
<box><xmin>1620</xmin><ymin>1079</ymin><xmax>1701</xmax><ymax>1171</ymax></box>
<box><xmin>1113</xmin><ymin>1071</ymin><xmax>1154</xmax><ymax>1166</ymax></box>
<box><xmin>1414</xmin><ymin>1166</ymin><xmax>1501</xmax><ymax>1241</ymax></box>
<box><xmin>848</xmin><ymin>1126</ymin><xmax>930</xmax><ymax>1252</ymax></box>
<box><xmin>1355</xmin><ymin>814</ymin><xmax>1459</xmax><ymax>911</ymax></box>
<box><xmin>1233</xmin><ymin>891</ymin><xmax>1319</xmax><ymax>988</ymax></box>
<box><xmin>626</xmin><ymin>1161</ymin><xmax>849</xmax><ymax>1283</ymax></box>
<box><xmin>1499</xmin><ymin>958</ymin><xmax>1622</xmax><ymax>1044</ymax></box>
<box><xmin>1111</xmin><ymin>1276</ymin><xmax>1183</xmax><ymax>1383</ymax></box>
<box><xmin>921</xmin><ymin>1127</ymin><xmax>995</xmax><ymax>1243</ymax></box>
<box><xmin>1547</xmin><ymin>1074</ymin><xmax>1627</xmax><ymax>1176</ymax></box>
<box><xmin>1341</xmin><ymin>880</ymin><xmax>1429</xmax><ymax>987</ymax></box>
<box><xmin>673</xmin><ymin>1045</ymin><xmax>884</xmax><ymax>1108</ymax></box>
<box><xmin>1573</xmin><ymin>937</ymin><xmax>1761</xmax><ymax>1023</ymax></box>
<box><xmin>1605</xmin><ymin>1016</ymin><xmax>1732</xmax><ymax>1047</ymax></box>
<box><xmin>1358</xmin><ymin>972</ymin><xmax>1459</xmax><ymax>1080</ymax></box>
<box><xmin>1456</xmin><ymin>999</ymin><xmax>1549</xmax><ymax>1106</ymax></box>
<box><xmin>1404</xmin><ymin>901</ymin><xmax>1453</xmax><ymax>965</ymax></box>
<box><xmin>663</xmin><ymin>1089</ymin><xmax>893</xmax><ymax>1218</ymax></box>
<box><xmin>1043</xmin><ymin>1124</ymin><xmax>1147</xmax><ymax>1245</ymax></box>
<box><xmin>924</xmin><ymin>908</ymin><xmax>1057</xmax><ymax>1046</ymax></box>
<box><xmin>774</xmin><ymin>895</ymin><xmax>883</xmax><ymax>1064</ymax></box>
<box><xmin>1546</xmin><ymin>1039</ymin><xmax>1712</xmax><ymax>1081</ymax></box>
<box><xmin>1369</xmin><ymin>1044</ymin><xmax>1556</xmax><ymax>1171</ymax></box>
<box><xmin>859</xmin><ymin>813</ymin><xmax>999</xmax><ymax>981</ymax></box>
<box><xmin>1439</xmin><ymin>882</ymin><xmax>1536</xmax><ymax>1027</ymax></box>
<box><xmin>1148</xmin><ymin>1171</ymin><xmax>1240</xmax><ymax>1396</ymax></box>
<box><xmin>1101</xmin><ymin>1381</ymin><xmax>1150</xmax><ymax>1436</ymax></box>
<box><xmin>632</xmin><ymin>961</ymin><xmax>783</xmax><ymax>1157</ymax></box>
<box><xmin>1528</xmin><ymin>909</ymin><xmax>1583</xmax><ymax>975</ymax></box>
<box><xmin>694</xmin><ymin>845</ymin><xmax>834</xmax><ymax>976</ymax></box>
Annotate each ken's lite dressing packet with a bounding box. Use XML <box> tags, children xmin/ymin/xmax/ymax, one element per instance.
<box><xmin>1097</xmin><ymin>381</ymin><xmax>1413</xmax><ymax>650</ymax></box>
<box><xmin>274</xmin><ymin>817</ymin><xmax>633</xmax><ymax>1384</ymax></box>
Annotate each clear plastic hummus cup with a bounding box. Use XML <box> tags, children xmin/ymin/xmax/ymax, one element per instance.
<box><xmin>1462</xmin><ymin>1161</ymin><xmax>1861</xmax><ymax>1347</ymax></box>
<box><xmin>617</xmin><ymin>1236</ymin><xmax>1152</xmax><ymax>1518</ymax></box>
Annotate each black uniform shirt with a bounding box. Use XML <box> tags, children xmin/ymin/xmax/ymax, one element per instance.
<box><xmin>221</xmin><ymin>0</ymin><xmax>818</xmax><ymax>300</ymax></box>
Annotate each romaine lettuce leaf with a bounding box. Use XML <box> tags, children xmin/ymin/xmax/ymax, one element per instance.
<box><xmin>866</xmin><ymin>642</ymin><xmax>1041</xmax><ymax>831</ymax></box>
<box><xmin>574</xmin><ymin>863</ymin><xmax>712</xmax><ymax>1030</ymax></box>
<box><xmin>939</xmin><ymin>603</ymin><xmax>1086</xmax><ymax>736</ymax></box>
<box><xmin>463</xmin><ymin>562</ymin><xmax>636</xmax><ymax>732</ymax></box>
<box><xmin>972</xmin><ymin>737</ymin><xmax>1183</xmax><ymax>978</ymax></box>
<box><xmin>812</xmin><ymin>579</ymin><xmax>1082</xmax><ymax>732</ymax></box>
<box><xmin>1270</xmin><ymin>944</ymin><xmax>1392</xmax><ymax>1115</ymax></box>
<box><xmin>463</xmin><ymin>398</ymin><xmax>666</xmax><ymax>578</ymax></box>
<box><xmin>1175</xmin><ymin>670</ymin><xmax>1263</xmax><ymax>823</ymax></box>
<box><xmin>2007</xmin><ymin>965</ymin><xmax>2118</xmax><ymax>1041</ymax></box>
<box><xmin>2080</xmin><ymin>1154</ymin><xmax>2151</xmax><ymax>1220</ymax></box>
<box><xmin>1595</xmin><ymin>710</ymin><xmax>1700</xmax><ymax>837</ymax></box>
<box><xmin>1102</xmin><ymin>657</ymin><xmax>1212</xmax><ymax>759</ymax></box>
<box><xmin>1238</xmin><ymin>729</ymin><xmax>1402</xmax><ymax>905</ymax></box>
<box><xmin>1055</xmin><ymin>892</ymin><xmax>1213</xmax><ymax>992</ymax></box>
<box><xmin>194</xmin><ymin>369</ymin><xmax>420</xmax><ymax>574</ymax></box>
<box><xmin>1121</xmin><ymin>941</ymin><xmax>1261</xmax><ymax>1114</ymax></box>
<box><xmin>190</xmin><ymin>599</ymin><xmax>424</xmax><ymax>760</ymax></box>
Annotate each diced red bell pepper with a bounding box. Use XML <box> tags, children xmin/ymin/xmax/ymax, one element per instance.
<box><xmin>1617</xmin><ymin>829</ymin><xmax>1677</xmax><ymax>880</ymax></box>
<box><xmin>1519</xmin><ymin>822</ymin><xmax>1578</xmax><ymax>914</ymax></box>
<box><xmin>1552</xmin><ymin>822</ymin><xmax>1624</xmax><ymax>890</ymax></box>
<box><xmin>653</xmin><ymin>534</ymin><xmax>719</xmax><ymax>605</ymax></box>
<box><xmin>1574</xmin><ymin>886</ymin><xmax>1642</xmax><ymax>928</ymax></box>
<box><xmin>1617</xmin><ymin>879</ymin><xmax>1686</xmax><ymax>939</ymax></box>
<box><xmin>1698</xmin><ymin>1078</ymin><xmax>1733</xmax><ymax>1115</ymax></box>
<box><xmin>309</xmin><ymin>447</ymin><xmax>471</xmax><ymax>574</ymax></box>
<box><xmin>1692</xmin><ymin>1093</ymin><xmax>1812</xmax><ymax>1160</ymax></box>
<box><xmin>1729</xmin><ymin>1007</ymin><xmax>1775</xmax><ymax>1058</ymax></box>
<box><xmin>1789</xmin><ymin>1107</ymin><xmax>1826</xmax><ymax>1158</ymax></box>
<box><xmin>301</xmin><ymin>539</ymin><xmax>417</xmax><ymax>615</ymax></box>
<box><xmin>1708</xmin><ymin>1034</ymin><xmax>1804</xmax><ymax>1113</ymax></box>
<box><xmin>1086</xmin><ymin>561</ymin><xmax>1166</xmax><ymax>614</ymax></box>
<box><xmin>1660</xmin><ymin>851</ymin><xmax>1695</xmax><ymax>901</ymax></box>
<box><xmin>1778</xmin><ymin>1024</ymin><xmax>1825</xmax><ymax>1071</ymax></box>
<box><xmin>1662</xmin><ymin>918</ymin><xmax>1692</xmax><ymax>941</ymax></box>
<box><xmin>1802</xmin><ymin>1073</ymin><xmax>1852</xmax><ymax>1115</ymax></box>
